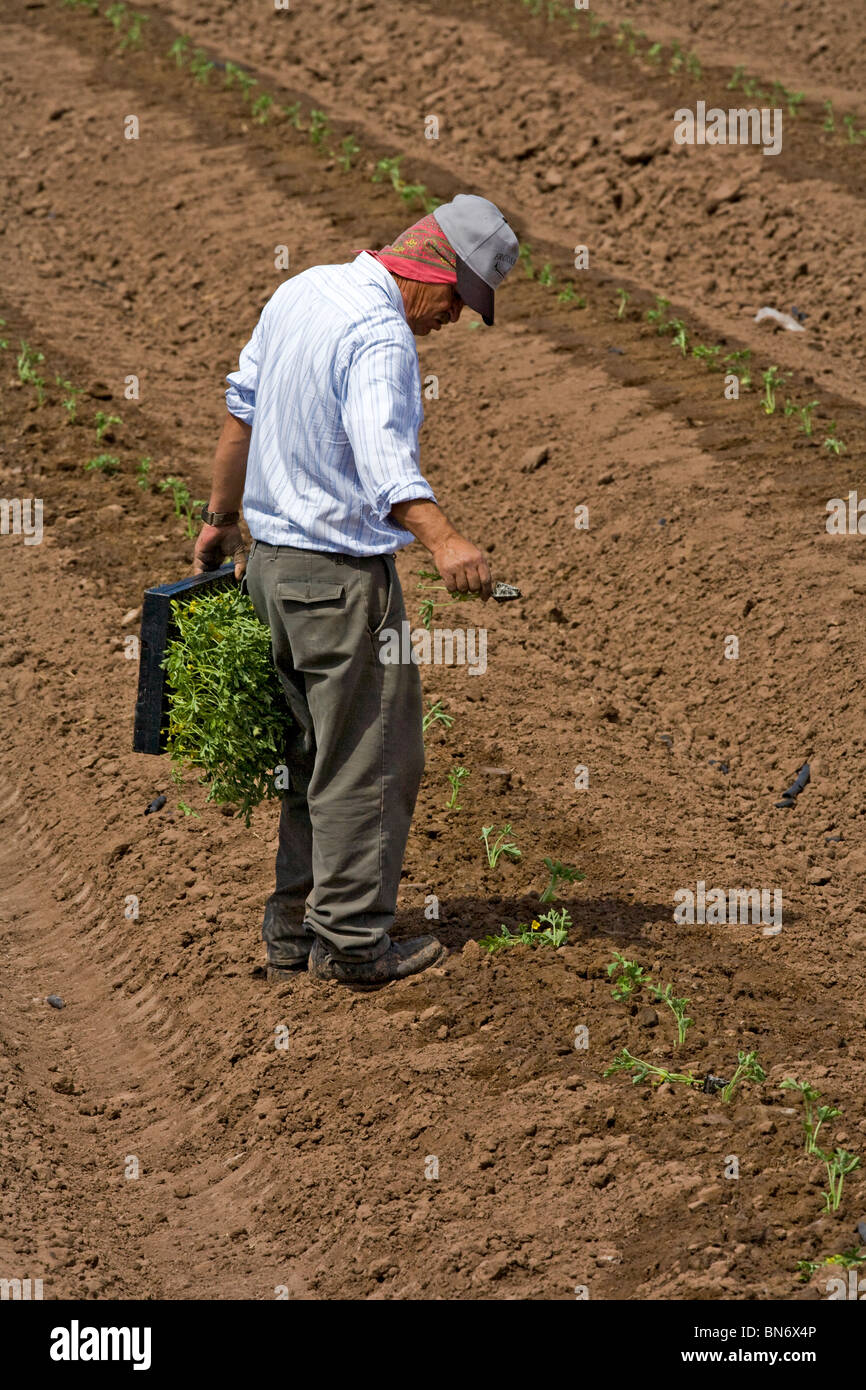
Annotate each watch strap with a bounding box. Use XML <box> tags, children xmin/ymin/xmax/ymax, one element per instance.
<box><xmin>200</xmin><ymin>505</ymin><xmax>240</xmax><ymax>527</ymax></box>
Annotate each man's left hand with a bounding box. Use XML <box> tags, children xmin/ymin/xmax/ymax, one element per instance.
<box><xmin>194</xmin><ymin>523</ymin><xmax>247</xmax><ymax>581</ymax></box>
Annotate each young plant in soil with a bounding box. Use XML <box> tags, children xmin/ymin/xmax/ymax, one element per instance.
<box><xmin>158</xmin><ymin>476</ymin><xmax>206</xmax><ymax>538</ymax></box>
<box><xmin>422</xmin><ymin>699</ymin><xmax>453</xmax><ymax>736</ymax></box>
<box><xmin>136</xmin><ymin>457</ymin><xmax>152</xmax><ymax>490</ymax></box>
<box><xmin>820</xmin><ymin>1149</ymin><xmax>861</xmax><ymax>1213</ymax></box>
<box><xmin>823</xmin><ymin>423</ymin><xmax>846</xmax><ymax>455</ymax></box>
<box><xmin>606</xmin><ymin>953</ymin><xmax>692</xmax><ymax>1047</ymax></box>
<box><xmin>56</xmin><ymin>376</ymin><xmax>84</xmax><ymax>422</ymax></box>
<box><xmin>94</xmin><ymin>410</ymin><xmax>121</xmax><ymax>442</ymax></box>
<box><xmin>163</xmin><ymin>586</ymin><xmax>289</xmax><ymax>825</ymax></box>
<box><xmin>780</xmin><ymin>1077</ymin><xmax>841</xmax><ymax>1155</ymax></box>
<box><xmin>539</xmin><ymin>857</ymin><xmax>584</xmax><ymax>903</ymax></box>
<box><xmin>85</xmin><ymin>453</ymin><xmax>121</xmax><ymax>476</ymax></box>
<box><xmin>480</xmin><ymin>906</ymin><xmax>571</xmax><ymax>953</ymax></box>
<box><xmin>445</xmin><ymin>766</ymin><xmax>469</xmax><ymax>810</ymax></box>
<box><xmin>604</xmin><ymin>1048</ymin><xmax>702</xmax><ymax>1090</ymax></box>
<box><xmin>480</xmin><ymin>823</ymin><xmax>521</xmax><ymax>868</ymax></box>
<box><xmin>615</xmin><ymin>288</ymin><xmax>630</xmax><ymax>319</ymax></box>
<box><xmin>796</xmin><ymin>1247</ymin><xmax>866</xmax><ymax>1282</ymax></box>
<box><xmin>761</xmin><ymin>365</ymin><xmax>788</xmax><ymax>416</ymax></box>
<box><xmin>720</xmin><ymin>1050</ymin><xmax>766</xmax><ymax>1104</ymax></box>
<box><xmin>17</xmin><ymin>342</ymin><xmax>46</xmax><ymax>403</ymax></box>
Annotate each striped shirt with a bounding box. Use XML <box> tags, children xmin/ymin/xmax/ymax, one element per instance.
<box><xmin>226</xmin><ymin>252</ymin><xmax>436</xmax><ymax>555</ymax></box>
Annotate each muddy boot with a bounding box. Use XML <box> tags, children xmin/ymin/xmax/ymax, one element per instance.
<box><xmin>266</xmin><ymin>938</ymin><xmax>313</xmax><ymax>983</ymax></box>
<box><xmin>307</xmin><ymin>935</ymin><xmax>444</xmax><ymax>985</ymax></box>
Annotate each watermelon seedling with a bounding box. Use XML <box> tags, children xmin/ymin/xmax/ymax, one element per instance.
<box><xmin>539</xmin><ymin>857</ymin><xmax>584</xmax><ymax>903</ymax></box>
<box><xmin>780</xmin><ymin>1077</ymin><xmax>841</xmax><ymax>1155</ymax></box>
<box><xmin>820</xmin><ymin>1148</ymin><xmax>861</xmax><ymax>1213</ymax></box>
<box><xmin>445</xmin><ymin>766</ymin><xmax>469</xmax><ymax>810</ymax></box>
<box><xmin>422</xmin><ymin>699</ymin><xmax>452</xmax><ymax>735</ymax></box>
<box><xmin>163</xmin><ymin>585</ymin><xmax>289</xmax><ymax>825</ymax></box>
<box><xmin>480</xmin><ymin>823</ymin><xmax>521</xmax><ymax>868</ymax></box>
<box><xmin>720</xmin><ymin>1049</ymin><xmax>766</xmax><ymax>1103</ymax></box>
<box><xmin>604</xmin><ymin>1048</ymin><xmax>702</xmax><ymax>1090</ymax></box>
<box><xmin>480</xmin><ymin>906</ymin><xmax>571</xmax><ymax>953</ymax></box>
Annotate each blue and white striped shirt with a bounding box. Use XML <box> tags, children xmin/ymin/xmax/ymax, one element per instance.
<box><xmin>226</xmin><ymin>252</ymin><xmax>436</xmax><ymax>555</ymax></box>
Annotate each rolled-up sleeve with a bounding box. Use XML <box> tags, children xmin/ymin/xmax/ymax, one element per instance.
<box><xmin>225</xmin><ymin>316</ymin><xmax>263</xmax><ymax>425</ymax></box>
<box><xmin>340</xmin><ymin>332</ymin><xmax>436</xmax><ymax>521</ymax></box>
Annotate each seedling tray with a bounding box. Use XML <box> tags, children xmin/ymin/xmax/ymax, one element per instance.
<box><xmin>133</xmin><ymin>565</ymin><xmax>236</xmax><ymax>755</ymax></box>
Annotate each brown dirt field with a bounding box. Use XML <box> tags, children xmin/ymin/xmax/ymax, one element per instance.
<box><xmin>0</xmin><ymin>0</ymin><xmax>864</xmax><ymax>1303</ymax></box>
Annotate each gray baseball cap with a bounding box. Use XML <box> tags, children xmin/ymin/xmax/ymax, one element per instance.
<box><xmin>433</xmin><ymin>194</ymin><xmax>518</xmax><ymax>326</ymax></box>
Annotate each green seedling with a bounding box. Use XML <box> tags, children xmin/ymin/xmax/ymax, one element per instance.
<box><xmin>94</xmin><ymin>410</ymin><xmax>121</xmax><ymax>442</ymax></box>
<box><xmin>105</xmin><ymin>2</ymin><xmax>127</xmax><ymax>32</ymax></box>
<box><xmin>446</xmin><ymin>766</ymin><xmax>469</xmax><ymax>810</ymax></box>
<box><xmin>761</xmin><ymin>365</ymin><xmax>787</xmax><ymax>415</ymax></box>
<box><xmin>135</xmin><ymin>456</ymin><xmax>152</xmax><ymax>490</ymax></box>
<box><xmin>606</xmin><ymin>951</ymin><xmax>648</xmax><ymax>1001</ymax></box>
<box><xmin>415</xmin><ymin>569</ymin><xmax>472</xmax><ymax>630</ymax></box>
<box><xmin>158</xmin><ymin>476</ymin><xmax>204</xmax><ymax>536</ymax></box>
<box><xmin>823</xmin><ymin>423</ymin><xmax>845</xmax><ymax>455</ymax></box>
<box><xmin>373</xmin><ymin>155</ymin><xmax>403</xmax><ymax>187</ymax></box>
<box><xmin>615</xmin><ymin>21</ymin><xmax>638</xmax><ymax>55</ymax></box>
<box><xmin>797</xmin><ymin>401</ymin><xmax>818</xmax><ymax>435</ymax></box>
<box><xmin>308</xmin><ymin>109</ymin><xmax>330</xmax><ymax>146</ymax></box>
<box><xmin>189</xmin><ymin>49</ymin><xmax>215</xmax><ymax>84</ymax></box>
<box><xmin>780</xmin><ymin>1078</ymin><xmax>841</xmax><ymax>1155</ymax></box>
<box><xmin>223</xmin><ymin>61</ymin><xmax>246</xmax><ymax>89</ymax></box>
<box><xmin>588</xmin><ymin>16</ymin><xmax>607</xmax><ymax>38</ymax></box>
<box><xmin>720</xmin><ymin>1049</ymin><xmax>766</xmax><ymax>1104</ymax></box>
<box><xmin>604</xmin><ymin>1048</ymin><xmax>701</xmax><ymax>1090</ymax></box>
<box><xmin>281</xmin><ymin>101</ymin><xmax>303</xmax><ymax>128</ymax></box>
<box><xmin>398</xmin><ymin>181</ymin><xmax>429</xmax><ymax>209</ymax></box>
<box><xmin>615</xmin><ymin>287</ymin><xmax>630</xmax><ymax>319</ymax></box>
<box><xmin>842</xmin><ymin>115</ymin><xmax>865</xmax><ymax>144</ymax></box>
<box><xmin>538</xmin><ymin>262</ymin><xmax>556</xmax><ymax>287</ymax></box>
<box><xmin>668</xmin><ymin>41</ymin><xmax>684</xmax><ymax>74</ymax></box>
<box><xmin>722</xmin><ymin>348</ymin><xmax>752</xmax><ymax>388</ymax></box>
<box><xmin>786</xmin><ymin>90</ymin><xmax>804</xmax><ymax>116</ymax></box>
<box><xmin>17</xmin><ymin>342</ymin><xmax>46</xmax><ymax>403</ymax></box>
<box><xmin>480</xmin><ymin>905</ymin><xmax>571</xmax><ymax>954</ymax></box>
<box><xmin>481</xmin><ymin>823</ymin><xmax>521</xmax><ymax>868</ymax></box>
<box><xmin>727</xmin><ymin>65</ymin><xmax>745</xmax><ymax>91</ymax></box>
<box><xmin>85</xmin><ymin>453</ymin><xmax>120</xmax><ymax>475</ymax></box>
<box><xmin>692</xmin><ymin>344</ymin><xmax>722</xmax><ymax>369</ymax></box>
<box><xmin>176</xmin><ymin>800</ymin><xmax>200</xmax><ymax>819</ymax></box>
<box><xmin>820</xmin><ymin>1148</ymin><xmax>860</xmax><ymax>1213</ymax></box>
<box><xmin>422</xmin><ymin>699</ymin><xmax>453</xmax><ymax>735</ymax></box>
<box><xmin>685</xmin><ymin>52</ymin><xmax>702</xmax><ymax>80</ymax></box>
<box><xmin>822</xmin><ymin>100</ymin><xmax>835</xmax><ymax>132</ymax></box>
<box><xmin>119</xmin><ymin>11</ymin><xmax>147</xmax><ymax>49</ymax></box>
<box><xmin>0</xmin><ymin>318</ymin><xmax>8</xmax><ymax>351</ymax></box>
<box><xmin>169</xmin><ymin>35</ymin><xmax>191</xmax><ymax>67</ymax></box>
<box><xmin>646</xmin><ymin>295</ymin><xmax>670</xmax><ymax>331</ymax></box>
<box><xmin>668</xmin><ymin>318</ymin><xmax>688</xmax><ymax>355</ymax></box>
<box><xmin>250</xmin><ymin>94</ymin><xmax>273</xmax><ymax>124</ymax></box>
<box><xmin>338</xmin><ymin>135</ymin><xmax>360</xmax><ymax>171</ymax></box>
<box><xmin>164</xmin><ymin>586</ymin><xmax>289</xmax><ymax>824</ymax></box>
<box><xmin>645</xmin><ymin>980</ymin><xmax>692</xmax><ymax>1048</ymax></box>
<box><xmin>518</xmin><ymin>243</ymin><xmax>535</xmax><ymax>279</ymax></box>
<box><xmin>796</xmin><ymin>1247</ymin><xmax>866</xmax><ymax>1282</ymax></box>
<box><xmin>540</xmin><ymin>857</ymin><xmax>584</xmax><ymax>903</ymax></box>
<box><xmin>55</xmin><ymin>376</ymin><xmax>84</xmax><ymax>422</ymax></box>
<box><xmin>646</xmin><ymin>43</ymin><xmax>662</xmax><ymax>66</ymax></box>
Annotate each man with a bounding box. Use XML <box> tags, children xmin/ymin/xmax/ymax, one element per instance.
<box><xmin>193</xmin><ymin>194</ymin><xmax>518</xmax><ymax>986</ymax></box>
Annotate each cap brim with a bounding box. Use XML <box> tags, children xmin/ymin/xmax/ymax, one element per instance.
<box><xmin>455</xmin><ymin>257</ymin><xmax>494</xmax><ymax>326</ymax></box>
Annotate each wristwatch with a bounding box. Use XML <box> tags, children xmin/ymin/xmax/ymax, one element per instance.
<box><xmin>200</xmin><ymin>505</ymin><xmax>240</xmax><ymax>527</ymax></box>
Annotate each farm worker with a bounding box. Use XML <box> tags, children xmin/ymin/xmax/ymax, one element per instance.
<box><xmin>194</xmin><ymin>195</ymin><xmax>519</xmax><ymax>985</ymax></box>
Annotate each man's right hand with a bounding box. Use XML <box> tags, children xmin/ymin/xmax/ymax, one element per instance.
<box><xmin>431</xmin><ymin>533</ymin><xmax>492</xmax><ymax>600</ymax></box>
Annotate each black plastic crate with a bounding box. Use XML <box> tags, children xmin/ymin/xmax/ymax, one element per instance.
<box><xmin>133</xmin><ymin>565</ymin><xmax>236</xmax><ymax>755</ymax></box>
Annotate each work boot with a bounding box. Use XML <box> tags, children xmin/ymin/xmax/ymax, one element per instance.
<box><xmin>265</xmin><ymin>939</ymin><xmax>313</xmax><ymax>983</ymax></box>
<box><xmin>307</xmin><ymin>935</ymin><xmax>445</xmax><ymax>985</ymax></box>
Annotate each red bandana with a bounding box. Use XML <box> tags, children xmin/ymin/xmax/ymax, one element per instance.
<box><xmin>361</xmin><ymin>213</ymin><xmax>457</xmax><ymax>284</ymax></box>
